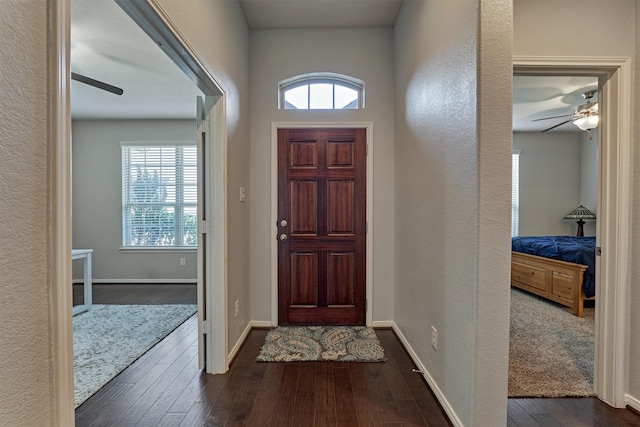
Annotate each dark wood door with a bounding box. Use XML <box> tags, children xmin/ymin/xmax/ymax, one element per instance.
<box><xmin>278</xmin><ymin>128</ymin><xmax>366</xmax><ymax>325</ymax></box>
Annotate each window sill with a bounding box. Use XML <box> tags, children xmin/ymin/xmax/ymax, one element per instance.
<box><xmin>119</xmin><ymin>247</ymin><xmax>197</xmax><ymax>253</ymax></box>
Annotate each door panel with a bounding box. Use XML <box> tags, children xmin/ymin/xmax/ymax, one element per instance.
<box><xmin>290</xmin><ymin>180</ymin><xmax>318</xmax><ymax>235</ymax></box>
<box><xmin>327</xmin><ymin>252</ymin><xmax>355</xmax><ymax>306</ymax></box>
<box><xmin>327</xmin><ymin>180</ymin><xmax>355</xmax><ymax>235</ymax></box>
<box><xmin>290</xmin><ymin>252</ymin><xmax>318</xmax><ymax>305</ymax></box>
<box><xmin>278</xmin><ymin>128</ymin><xmax>366</xmax><ymax>325</ymax></box>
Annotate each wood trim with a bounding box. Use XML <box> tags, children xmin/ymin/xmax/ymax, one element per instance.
<box><xmin>511</xmin><ymin>252</ymin><xmax>588</xmax><ymax>317</ymax></box>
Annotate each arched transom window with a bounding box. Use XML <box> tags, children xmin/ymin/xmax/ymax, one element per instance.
<box><xmin>279</xmin><ymin>73</ymin><xmax>364</xmax><ymax>110</ymax></box>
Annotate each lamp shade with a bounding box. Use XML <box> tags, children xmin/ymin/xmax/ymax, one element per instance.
<box><xmin>573</xmin><ymin>115</ymin><xmax>599</xmax><ymax>131</ymax></box>
<box><xmin>564</xmin><ymin>205</ymin><xmax>596</xmax><ymax>220</ymax></box>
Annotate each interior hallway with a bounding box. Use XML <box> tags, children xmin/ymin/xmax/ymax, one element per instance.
<box><xmin>73</xmin><ymin>284</ymin><xmax>640</xmax><ymax>426</ymax></box>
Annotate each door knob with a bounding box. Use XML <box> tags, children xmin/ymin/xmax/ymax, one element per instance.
<box><xmin>279</xmin><ymin>233</ymin><xmax>288</xmax><ymax>241</ymax></box>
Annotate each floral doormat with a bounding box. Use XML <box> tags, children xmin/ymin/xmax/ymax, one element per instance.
<box><xmin>257</xmin><ymin>326</ymin><xmax>385</xmax><ymax>362</ymax></box>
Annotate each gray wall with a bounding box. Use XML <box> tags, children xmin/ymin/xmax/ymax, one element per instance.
<box><xmin>513</xmin><ymin>132</ymin><xmax>589</xmax><ymax>236</ymax></box>
<box><xmin>394</xmin><ymin>0</ymin><xmax>512</xmax><ymax>424</ymax></box>
<box><xmin>248</xmin><ymin>28</ymin><xmax>395</xmax><ymax>323</ymax></box>
<box><xmin>72</xmin><ymin>120</ymin><xmax>198</xmax><ymax>282</ymax></box>
<box><xmin>580</xmin><ymin>132</ymin><xmax>598</xmax><ymax>236</ymax></box>
<box><xmin>0</xmin><ymin>2</ymin><xmax>52</xmax><ymax>425</ymax></box>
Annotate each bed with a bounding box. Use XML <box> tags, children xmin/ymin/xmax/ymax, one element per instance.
<box><xmin>511</xmin><ymin>236</ymin><xmax>595</xmax><ymax>317</ymax></box>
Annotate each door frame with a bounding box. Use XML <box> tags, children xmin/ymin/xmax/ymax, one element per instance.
<box><xmin>270</xmin><ymin>122</ymin><xmax>374</xmax><ymax>327</ymax></box>
<box><xmin>513</xmin><ymin>56</ymin><xmax>632</xmax><ymax>408</ymax></box>
<box><xmin>115</xmin><ymin>0</ymin><xmax>229</xmax><ymax>375</ymax></box>
<box><xmin>50</xmin><ymin>0</ymin><xmax>228</xmax><ymax>423</ymax></box>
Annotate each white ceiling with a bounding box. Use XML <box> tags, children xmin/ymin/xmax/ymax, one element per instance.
<box><xmin>513</xmin><ymin>75</ymin><xmax>598</xmax><ymax>133</ymax></box>
<box><xmin>70</xmin><ymin>0</ymin><xmax>201</xmax><ymax>120</ymax></box>
<box><xmin>71</xmin><ymin>0</ymin><xmax>598</xmax><ymax>133</ymax></box>
<box><xmin>238</xmin><ymin>0</ymin><xmax>404</xmax><ymax>30</ymax></box>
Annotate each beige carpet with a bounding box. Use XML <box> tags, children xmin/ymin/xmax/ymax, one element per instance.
<box><xmin>509</xmin><ymin>288</ymin><xmax>595</xmax><ymax>397</ymax></box>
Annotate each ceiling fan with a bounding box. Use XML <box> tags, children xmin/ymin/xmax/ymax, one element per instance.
<box><xmin>532</xmin><ymin>90</ymin><xmax>598</xmax><ymax>132</ymax></box>
<box><xmin>71</xmin><ymin>72</ymin><xmax>123</xmax><ymax>96</ymax></box>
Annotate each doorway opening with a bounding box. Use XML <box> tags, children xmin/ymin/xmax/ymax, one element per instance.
<box><xmin>510</xmin><ymin>74</ymin><xmax>599</xmax><ymax>398</ymax></box>
<box><xmin>53</xmin><ymin>0</ymin><xmax>228</xmax><ymax>423</ymax></box>
<box><xmin>512</xmin><ymin>57</ymin><xmax>632</xmax><ymax>408</ymax></box>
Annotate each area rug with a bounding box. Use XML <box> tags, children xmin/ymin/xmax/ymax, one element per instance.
<box><xmin>73</xmin><ymin>304</ymin><xmax>197</xmax><ymax>407</ymax></box>
<box><xmin>509</xmin><ymin>288</ymin><xmax>595</xmax><ymax>397</ymax></box>
<box><xmin>257</xmin><ymin>326</ymin><xmax>385</xmax><ymax>362</ymax></box>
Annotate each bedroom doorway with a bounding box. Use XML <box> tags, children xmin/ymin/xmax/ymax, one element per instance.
<box><xmin>511</xmin><ymin>74</ymin><xmax>598</xmax><ymax>399</ymax></box>
<box><xmin>512</xmin><ymin>57</ymin><xmax>632</xmax><ymax>408</ymax></box>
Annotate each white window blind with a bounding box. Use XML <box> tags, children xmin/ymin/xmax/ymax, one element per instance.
<box><xmin>121</xmin><ymin>142</ymin><xmax>197</xmax><ymax>248</ymax></box>
<box><xmin>512</xmin><ymin>151</ymin><xmax>520</xmax><ymax>237</ymax></box>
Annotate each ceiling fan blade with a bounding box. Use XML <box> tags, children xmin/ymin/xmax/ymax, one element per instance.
<box><xmin>71</xmin><ymin>72</ymin><xmax>124</xmax><ymax>96</ymax></box>
<box><xmin>532</xmin><ymin>114</ymin><xmax>574</xmax><ymax>122</ymax></box>
<box><xmin>541</xmin><ymin>119</ymin><xmax>574</xmax><ymax>133</ymax></box>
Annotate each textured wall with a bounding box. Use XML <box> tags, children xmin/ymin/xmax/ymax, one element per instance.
<box><xmin>248</xmin><ymin>28</ymin><xmax>395</xmax><ymax>323</ymax></box>
<box><xmin>0</xmin><ymin>1</ymin><xmax>53</xmax><ymax>425</ymax></box>
<box><xmin>394</xmin><ymin>0</ymin><xmax>512</xmax><ymax>424</ymax></box>
<box><xmin>514</xmin><ymin>0</ymin><xmax>635</xmax><ymax>56</ymax></box>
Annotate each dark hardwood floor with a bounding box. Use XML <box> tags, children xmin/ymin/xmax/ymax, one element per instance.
<box><xmin>74</xmin><ymin>284</ymin><xmax>640</xmax><ymax>426</ymax></box>
<box><xmin>508</xmin><ymin>398</ymin><xmax>640</xmax><ymax>426</ymax></box>
<box><xmin>73</xmin><ymin>283</ymin><xmax>197</xmax><ymax>306</ymax></box>
<box><xmin>75</xmin><ymin>319</ymin><xmax>453</xmax><ymax>426</ymax></box>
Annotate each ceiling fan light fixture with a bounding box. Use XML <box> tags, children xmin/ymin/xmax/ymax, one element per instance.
<box><xmin>573</xmin><ymin>115</ymin><xmax>599</xmax><ymax>131</ymax></box>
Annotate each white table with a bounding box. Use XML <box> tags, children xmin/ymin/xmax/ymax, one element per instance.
<box><xmin>72</xmin><ymin>249</ymin><xmax>93</xmax><ymax>316</ymax></box>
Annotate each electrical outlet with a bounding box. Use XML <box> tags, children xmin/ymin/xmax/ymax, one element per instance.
<box><xmin>431</xmin><ymin>326</ymin><xmax>438</xmax><ymax>351</ymax></box>
<box><xmin>179</xmin><ymin>257</ymin><xmax>186</xmax><ymax>266</ymax></box>
<box><xmin>234</xmin><ymin>300</ymin><xmax>239</xmax><ymax>318</ymax></box>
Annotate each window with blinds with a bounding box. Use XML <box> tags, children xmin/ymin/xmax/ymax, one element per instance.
<box><xmin>512</xmin><ymin>151</ymin><xmax>520</xmax><ymax>237</ymax></box>
<box><xmin>121</xmin><ymin>142</ymin><xmax>197</xmax><ymax>248</ymax></box>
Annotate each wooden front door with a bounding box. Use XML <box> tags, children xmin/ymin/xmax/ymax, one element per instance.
<box><xmin>278</xmin><ymin>128</ymin><xmax>366</xmax><ymax>325</ymax></box>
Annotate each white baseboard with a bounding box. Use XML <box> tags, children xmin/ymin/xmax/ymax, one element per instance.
<box><xmin>227</xmin><ymin>321</ymin><xmax>275</xmax><ymax>365</ymax></box>
<box><xmin>251</xmin><ymin>320</ymin><xmax>273</xmax><ymax>328</ymax></box>
<box><xmin>626</xmin><ymin>394</ymin><xmax>640</xmax><ymax>413</ymax></box>
<box><xmin>372</xmin><ymin>320</ymin><xmax>394</xmax><ymax>328</ymax></box>
<box><xmin>390</xmin><ymin>322</ymin><xmax>463</xmax><ymax>427</ymax></box>
<box><xmin>227</xmin><ymin>322</ymin><xmax>253</xmax><ymax>365</ymax></box>
<box><xmin>72</xmin><ymin>279</ymin><xmax>196</xmax><ymax>284</ymax></box>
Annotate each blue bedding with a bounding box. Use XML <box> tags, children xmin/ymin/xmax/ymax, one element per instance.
<box><xmin>511</xmin><ymin>236</ymin><xmax>596</xmax><ymax>298</ymax></box>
